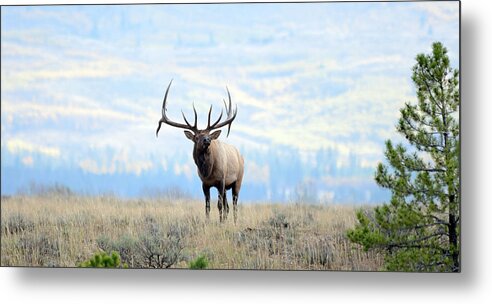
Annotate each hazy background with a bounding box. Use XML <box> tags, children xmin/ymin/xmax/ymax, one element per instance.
<box><xmin>1</xmin><ymin>2</ymin><xmax>459</xmax><ymax>203</ymax></box>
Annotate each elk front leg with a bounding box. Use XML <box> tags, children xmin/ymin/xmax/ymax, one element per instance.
<box><xmin>217</xmin><ymin>181</ymin><xmax>226</xmax><ymax>222</ymax></box>
<box><xmin>202</xmin><ymin>184</ymin><xmax>210</xmax><ymax>219</ymax></box>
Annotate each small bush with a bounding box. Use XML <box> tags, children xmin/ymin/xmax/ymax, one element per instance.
<box><xmin>3</xmin><ymin>213</ymin><xmax>35</xmax><ymax>235</ymax></box>
<box><xmin>189</xmin><ymin>255</ymin><xmax>208</xmax><ymax>269</ymax></box>
<box><xmin>97</xmin><ymin>234</ymin><xmax>138</xmax><ymax>267</ymax></box>
<box><xmin>138</xmin><ymin>218</ymin><xmax>187</xmax><ymax>268</ymax></box>
<box><xmin>268</xmin><ymin>212</ymin><xmax>290</xmax><ymax>229</ymax></box>
<box><xmin>79</xmin><ymin>251</ymin><xmax>128</xmax><ymax>268</ymax></box>
<box><xmin>294</xmin><ymin>236</ymin><xmax>334</xmax><ymax>267</ymax></box>
<box><xmin>93</xmin><ymin>219</ymin><xmax>188</xmax><ymax>269</ymax></box>
<box><xmin>17</xmin><ymin>233</ymin><xmax>60</xmax><ymax>266</ymax></box>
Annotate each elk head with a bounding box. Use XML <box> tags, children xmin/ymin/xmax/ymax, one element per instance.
<box><xmin>156</xmin><ymin>80</ymin><xmax>238</xmax><ymax>151</ymax></box>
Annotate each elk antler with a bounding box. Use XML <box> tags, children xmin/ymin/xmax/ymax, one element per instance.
<box><xmin>206</xmin><ymin>87</ymin><xmax>237</xmax><ymax>137</ymax></box>
<box><xmin>156</xmin><ymin>80</ymin><xmax>199</xmax><ymax>137</ymax></box>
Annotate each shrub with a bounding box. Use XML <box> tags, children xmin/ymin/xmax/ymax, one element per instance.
<box><xmin>138</xmin><ymin>218</ymin><xmax>187</xmax><ymax>268</ymax></box>
<box><xmin>93</xmin><ymin>219</ymin><xmax>188</xmax><ymax>269</ymax></box>
<box><xmin>268</xmin><ymin>212</ymin><xmax>290</xmax><ymax>229</ymax></box>
<box><xmin>96</xmin><ymin>234</ymin><xmax>138</xmax><ymax>268</ymax></box>
<box><xmin>17</xmin><ymin>233</ymin><xmax>60</xmax><ymax>266</ymax></box>
<box><xmin>294</xmin><ymin>236</ymin><xmax>334</xmax><ymax>267</ymax></box>
<box><xmin>79</xmin><ymin>251</ymin><xmax>128</xmax><ymax>268</ymax></box>
<box><xmin>3</xmin><ymin>213</ymin><xmax>35</xmax><ymax>235</ymax></box>
<box><xmin>189</xmin><ymin>255</ymin><xmax>209</xmax><ymax>269</ymax></box>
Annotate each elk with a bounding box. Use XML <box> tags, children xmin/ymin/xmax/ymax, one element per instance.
<box><xmin>156</xmin><ymin>80</ymin><xmax>244</xmax><ymax>223</ymax></box>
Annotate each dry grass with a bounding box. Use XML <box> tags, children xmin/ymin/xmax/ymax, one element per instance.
<box><xmin>1</xmin><ymin>194</ymin><xmax>383</xmax><ymax>270</ymax></box>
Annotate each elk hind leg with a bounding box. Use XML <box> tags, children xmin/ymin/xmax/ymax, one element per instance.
<box><xmin>223</xmin><ymin>192</ymin><xmax>229</xmax><ymax>220</ymax></box>
<box><xmin>232</xmin><ymin>181</ymin><xmax>242</xmax><ymax>224</ymax></box>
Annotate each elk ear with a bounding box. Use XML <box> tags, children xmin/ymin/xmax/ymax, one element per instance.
<box><xmin>184</xmin><ymin>131</ymin><xmax>195</xmax><ymax>142</ymax></box>
<box><xmin>210</xmin><ymin>130</ymin><xmax>221</xmax><ymax>140</ymax></box>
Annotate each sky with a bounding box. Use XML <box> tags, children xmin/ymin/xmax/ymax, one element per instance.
<box><xmin>0</xmin><ymin>1</ymin><xmax>460</xmax><ymax>203</ymax></box>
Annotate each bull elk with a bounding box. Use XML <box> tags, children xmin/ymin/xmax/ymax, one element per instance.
<box><xmin>156</xmin><ymin>80</ymin><xmax>244</xmax><ymax>223</ymax></box>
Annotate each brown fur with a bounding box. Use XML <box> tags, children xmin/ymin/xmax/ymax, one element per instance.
<box><xmin>195</xmin><ymin>140</ymin><xmax>243</xmax><ymax>187</ymax></box>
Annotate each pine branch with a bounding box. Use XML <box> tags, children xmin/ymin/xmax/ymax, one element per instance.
<box><xmin>396</xmin><ymin>222</ymin><xmax>447</xmax><ymax>231</ymax></box>
<box><xmin>401</xmin><ymin>114</ymin><xmax>441</xmax><ymax>137</ymax></box>
<box><xmin>418</xmin><ymin>65</ymin><xmax>443</xmax><ymax>112</ymax></box>
<box><xmin>425</xmin><ymin>214</ymin><xmax>448</xmax><ymax>225</ymax></box>
<box><xmin>385</xmin><ymin>232</ymin><xmax>448</xmax><ymax>249</ymax></box>
<box><xmin>414</xmin><ymin>168</ymin><xmax>445</xmax><ymax>172</ymax></box>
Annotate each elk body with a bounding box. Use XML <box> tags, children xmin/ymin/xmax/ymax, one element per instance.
<box><xmin>156</xmin><ymin>81</ymin><xmax>244</xmax><ymax>222</ymax></box>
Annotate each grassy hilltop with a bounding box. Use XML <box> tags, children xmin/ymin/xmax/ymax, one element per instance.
<box><xmin>1</xmin><ymin>195</ymin><xmax>382</xmax><ymax>270</ymax></box>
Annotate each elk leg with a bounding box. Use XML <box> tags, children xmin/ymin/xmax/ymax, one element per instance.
<box><xmin>232</xmin><ymin>181</ymin><xmax>241</xmax><ymax>224</ymax></box>
<box><xmin>217</xmin><ymin>181</ymin><xmax>225</xmax><ymax>222</ymax></box>
<box><xmin>218</xmin><ymin>194</ymin><xmax>228</xmax><ymax>221</ymax></box>
<box><xmin>223</xmin><ymin>192</ymin><xmax>229</xmax><ymax>220</ymax></box>
<box><xmin>202</xmin><ymin>184</ymin><xmax>210</xmax><ymax>219</ymax></box>
<box><xmin>217</xmin><ymin>193</ymin><xmax>223</xmax><ymax>222</ymax></box>
<box><xmin>232</xmin><ymin>194</ymin><xmax>238</xmax><ymax>224</ymax></box>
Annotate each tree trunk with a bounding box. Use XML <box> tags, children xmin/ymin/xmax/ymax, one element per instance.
<box><xmin>448</xmin><ymin>194</ymin><xmax>460</xmax><ymax>272</ymax></box>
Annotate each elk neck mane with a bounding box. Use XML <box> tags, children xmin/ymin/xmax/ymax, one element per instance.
<box><xmin>193</xmin><ymin>141</ymin><xmax>217</xmax><ymax>178</ymax></box>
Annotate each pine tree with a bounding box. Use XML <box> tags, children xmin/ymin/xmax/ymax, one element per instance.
<box><xmin>79</xmin><ymin>251</ymin><xmax>128</xmax><ymax>268</ymax></box>
<box><xmin>347</xmin><ymin>42</ymin><xmax>460</xmax><ymax>272</ymax></box>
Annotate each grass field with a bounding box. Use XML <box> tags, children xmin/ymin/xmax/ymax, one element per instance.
<box><xmin>1</xmin><ymin>194</ymin><xmax>383</xmax><ymax>270</ymax></box>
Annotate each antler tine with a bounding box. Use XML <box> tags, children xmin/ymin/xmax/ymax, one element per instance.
<box><xmin>223</xmin><ymin>99</ymin><xmax>230</xmax><ymax>116</ymax></box>
<box><xmin>209</xmin><ymin>109</ymin><xmax>224</xmax><ymax>129</ymax></box>
<box><xmin>161</xmin><ymin>79</ymin><xmax>173</xmax><ymax>116</ymax></box>
<box><xmin>180</xmin><ymin>103</ymin><xmax>198</xmax><ymax>130</ymax></box>
<box><xmin>181</xmin><ymin>110</ymin><xmax>193</xmax><ymax>128</ymax></box>
<box><xmin>156</xmin><ymin>119</ymin><xmax>164</xmax><ymax>137</ymax></box>
<box><xmin>192</xmin><ymin>103</ymin><xmax>198</xmax><ymax>129</ymax></box>
<box><xmin>156</xmin><ymin>80</ymin><xmax>198</xmax><ymax>137</ymax></box>
<box><xmin>205</xmin><ymin>87</ymin><xmax>237</xmax><ymax>137</ymax></box>
<box><xmin>226</xmin><ymin>86</ymin><xmax>233</xmax><ymax>116</ymax></box>
<box><xmin>207</xmin><ymin>105</ymin><xmax>213</xmax><ymax>128</ymax></box>
<box><xmin>226</xmin><ymin>105</ymin><xmax>238</xmax><ymax>137</ymax></box>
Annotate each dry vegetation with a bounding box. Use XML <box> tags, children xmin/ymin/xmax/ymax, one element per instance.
<box><xmin>1</xmin><ymin>194</ymin><xmax>383</xmax><ymax>270</ymax></box>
